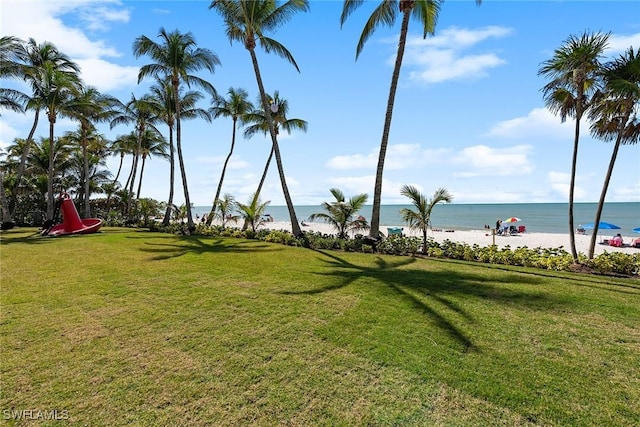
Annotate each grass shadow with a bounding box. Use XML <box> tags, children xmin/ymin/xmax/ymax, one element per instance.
<box><xmin>282</xmin><ymin>250</ymin><xmax>570</xmax><ymax>352</ymax></box>
<box><xmin>136</xmin><ymin>235</ymin><xmax>283</xmax><ymax>260</ymax></box>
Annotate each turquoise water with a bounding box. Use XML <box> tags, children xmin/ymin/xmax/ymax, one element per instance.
<box><xmin>194</xmin><ymin>202</ymin><xmax>639</xmax><ymax>235</ymax></box>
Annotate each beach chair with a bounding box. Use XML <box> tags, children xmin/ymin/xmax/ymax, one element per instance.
<box><xmin>387</xmin><ymin>227</ymin><xmax>403</xmax><ymax>237</ymax></box>
<box><xmin>518</xmin><ymin>225</ymin><xmax>526</xmax><ymax>233</ymax></box>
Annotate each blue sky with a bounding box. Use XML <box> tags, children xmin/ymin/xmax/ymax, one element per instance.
<box><xmin>1</xmin><ymin>0</ymin><xmax>639</xmax><ymax>207</ymax></box>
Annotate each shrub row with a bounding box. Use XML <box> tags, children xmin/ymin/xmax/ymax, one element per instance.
<box><xmin>149</xmin><ymin>222</ymin><xmax>640</xmax><ymax>277</ymax></box>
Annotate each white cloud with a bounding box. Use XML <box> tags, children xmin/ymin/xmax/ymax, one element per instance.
<box><xmin>608</xmin><ymin>32</ymin><xmax>640</xmax><ymax>54</ymax></box>
<box><xmin>326</xmin><ymin>143</ymin><xmax>450</xmax><ymax>170</ymax></box>
<box><xmin>547</xmin><ymin>171</ymin><xmax>587</xmax><ymax>200</ymax></box>
<box><xmin>452</xmin><ymin>144</ymin><xmax>533</xmax><ymax>177</ymax></box>
<box><xmin>402</xmin><ymin>26</ymin><xmax>513</xmax><ymax>84</ymax></box>
<box><xmin>78</xmin><ymin>5</ymin><xmax>131</xmax><ymax>31</ymax></box>
<box><xmin>484</xmin><ymin>107</ymin><xmax>576</xmax><ymax>140</ymax></box>
<box><xmin>2</xmin><ymin>0</ymin><xmax>135</xmax><ymax>92</ymax></box>
<box><xmin>75</xmin><ymin>58</ymin><xmax>139</xmax><ymax>92</ymax></box>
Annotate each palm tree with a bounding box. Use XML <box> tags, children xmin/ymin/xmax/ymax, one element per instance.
<box><xmin>67</xmin><ymin>86</ymin><xmax>119</xmax><ymax>217</ymax></box>
<box><xmin>135</xmin><ymin>128</ymin><xmax>169</xmax><ymax>199</ymax></box>
<box><xmin>539</xmin><ymin>31</ymin><xmax>610</xmax><ymax>262</ymax></box>
<box><xmin>110</xmin><ymin>94</ymin><xmax>160</xmax><ymax>216</ymax></box>
<box><xmin>308</xmin><ymin>188</ymin><xmax>369</xmax><ymax>239</ymax></box>
<box><xmin>40</xmin><ymin>62</ymin><xmax>83</xmax><ymax>220</ymax></box>
<box><xmin>148</xmin><ymin>78</ymin><xmax>211</xmax><ymax>226</ymax></box>
<box><xmin>243</xmin><ymin>91</ymin><xmax>308</xmax><ymax>200</ymax></box>
<box><xmin>205</xmin><ymin>87</ymin><xmax>254</xmax><ymax>226</ymax></box>
<box><xmin>3</xmin><ymin>38</ymin><xmax>80</xmax><ymax>218</ymax></box>
<box><xmin>215</xmin><ymin>193</ymin><xmax>239</xmax><ymax>228</ymax></box>
<box><xmin>106</xmin><ymin>132</ymin><xmax>137</xmax><ymax>208</ymax></box>
<box><xmin>133</xmin><ymin>27</ymin><xmax>220</xmax><ymax>232</ymax></box>
<box><xmin>399</xmin><ymin>185</ymin><xmax>452</xmax><ymax>251</ymax></box>
<box><xmin>586</xmin><ymin>47</ymin><xmax>640</xmax><ymax>259</ymax></box>
<box><xmin>209</xmin><ymin>0</ymin><xmax>309</xmax><ymax>237</ymax></box>
<box><xmin>340</xmin><ymin>0</ymin><xmax>451</xmax><ymax>241</ymax></box>
<box><xmin>235</xmin><ymin>191</ymin><xmax>270</xmax><ymax>233</ymax></box>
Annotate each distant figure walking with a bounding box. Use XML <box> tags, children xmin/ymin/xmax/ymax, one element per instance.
<box><xmin>496</xmin><ymin>219</ymin><xmax>502</xmax><ymax>234</ymax></box>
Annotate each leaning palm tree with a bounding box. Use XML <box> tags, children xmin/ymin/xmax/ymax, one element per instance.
<box><xmin>209</xmin><ymin>0</ymin><xmax>309</xmax><ymax>237</ymax></box>
<box><xmin>235</xmin><ymin>191</ymin><xmax>270</xmax><ymax>233</ymax></box>
<box><xmin>308</xmin><ymin>188</ymin><xmax>369</xmax><ymax>239</ymax></box>
<box><xmin>586</xmin><ymin>47</ymin><xmax>640</xmax><ymax>259</ymax></box>
<box><xmin>399</xmin><ymin>185</ymin><xmax>453</xmax><ymax>251</ymax></box>
<box><xmin>340</xmin><ymin>0</ymin><xmax>451</xmax><ymax>241</ymax></box>
<box><xmin>243</xmin><ymin>91</ymin><xmax>308</xmax><ymax>199</ymax></box>
<box><xmin>133</xmin><ymin>28</ymin><xmax>220</xmax><ymax>232</ymax></box>
<box><xmin>205</xmin><ymin>87</ymin><xmax>254</xmax><ymax>226</ymax></box>
<box><xmin>538</xmin><ymin>31</ymin><xmax>610</xmax><ymax>262</ymax></box>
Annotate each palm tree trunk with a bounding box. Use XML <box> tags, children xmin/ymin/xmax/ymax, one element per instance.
<box><xmin>9</xmin><ymin>108</ymin><xmax>40</xmax><ymax>216</ymax></box>
<box><xmin>82</xmin><ymin>136</ymin><xmax>91</xmax><ymax>218</ymax></box>
<box><xmin>207</xmin><ymin>119</ymin><xmax>238</xmax><ymax>226</ymax></box>
<box><xmin>369</xmin><ymin>11</ymin><xmax>411</xmax><ymax>241</ymax></box>
<box><xmin>136</xmin><ymin>155</ymin><xmax>147</xmax><ymax>200</ymax></box>
<box><xmin>568</xmin><ymin>115</ymin><xmax>581</xmax><ymax>261</ymax></box>
<box><xmin>0</xmin><ymin>170</ymin><xmax>14</xmax><ymax>226</ymax></box>
<box><xmin>127</xmin><ymin>129</ymin><xmax>142</xmax><ymax>216</ymax></box>
<box><xmin>588</xmin><ymin>134</ymin><xmax>624</xmax><ymax>259</ymax></box>
<box><xmin>173</xmin><ymin>81</ymin><xmax>194</xmax><ymax>231</ymax></box>
<box><xmin>254</xmin><ymin>146</ymin><xmax>274</xmax><ymax>201</ymax></box>
<box><xmin>46</xmin><ymin>114</ymin><xmax>56</xmax><ymax>221</ymax></box>
<box><xmin>163</xmin><ymin>128</ymin><xmax>175</xmax><ymax>226</ymax></box>
<box><xmin>106</xmin><ymin>154</ymin><xmax>124</xmax><ymax>209</ymax></box>
<box><xmin>248</xmin><ymin>48</ymin><xmax>301</xmax><ymax>237</ymax></box>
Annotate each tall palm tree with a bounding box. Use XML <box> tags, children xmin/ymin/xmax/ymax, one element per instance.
<box><xmin>148</xmin><ymin>79</ymin><xmax>212</xmax><ymax>226</ymax></box>
<box><xmin>340</xmin><ymin>0</ymin><xmax>450</xmax><ymax>241</ymax></box>
<box><xmin>308</xmin><ymin>188</ymin><xmax>369</xmax><ymax>239</ymax></box>
<box><xmin>539</xmin><ymin>31</ymin><xmax>610</xmax><ymax>262</ymax></box>
<box><xmin>106</xmin><ymin>132</ymin><xmax>137</xmax><ymax>206</ymax></box>
<box><xmin>205</xmin><ymin>87</ymin><xmax>254</xmax><ymax>226</ymax></box>
<box><xmin>133</xmin><ymin>27</ymin><xmax>220</xmax><ymax>232</ymax></box>
<box><xmin>3</xmin><ymin>38</ymin><xmax>80</xmax><ymax>218</ymax></box>
<box><xmin>67</xmin><ymin>86</ymin><xmax>119</xmax><ymax>217</ymax></box>
<box><xmin>243</xmin><ymin>91</ymin><xmax>307</xmax><ymax>200</ymax></box>
<box><xmin>40</xmin><ymin>62</ymin><xmax>83</xmax><ymax>220</ymax></box>
<box><xmin>110</xmin><ymin>94</ymin><xmax>160</xmax><ymax>216</ymax></box>
<box><xmin>136</xmin><ymin>128</ymin><xmax>169</xmax><ymax>199</ymax></box>
<box><xmin>399</xmin><ymin>185</ymin><xmax>453</xmax><ymax>251</ymax></box>
<box><xmin>587</xmin><ymin>47</ymin><xmax>640</xmax><ymax>258</ymax></box>
<box><xmin>60</xmin><ymin>127</ymin><xmax>111</xmax><ymax>216</ymax></box>
<box><xmin>209</xmin><ymin>0</ymin><xmax>309</xmax><ymax>237</ymax></box>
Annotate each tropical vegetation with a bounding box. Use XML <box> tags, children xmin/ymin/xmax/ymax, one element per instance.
<box><xmin>0</xmin><ymin>10</ymin><xmax>637</xmax><ymax>273</ymax></box>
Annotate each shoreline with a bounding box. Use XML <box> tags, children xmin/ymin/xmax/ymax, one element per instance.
<box><xmin>257</xmin><ymin>220</ymin><xmax>639</xmax><ymax>256</ymax></box>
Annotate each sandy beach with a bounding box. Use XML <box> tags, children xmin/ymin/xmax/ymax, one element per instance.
<box><xmin>258</xmin><ymin>220</ymin><xmax>639</xmax><ymax>256</ymax></box>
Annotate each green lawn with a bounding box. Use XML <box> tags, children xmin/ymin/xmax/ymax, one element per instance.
<box><xmin>1</xmin><ymin>227</ymin><xmax>639</xmax><ymax>426</ymax></box>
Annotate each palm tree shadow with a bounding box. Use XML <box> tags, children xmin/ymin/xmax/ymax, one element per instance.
<box><xmin>136</xmin><ymin>235</ymin><xmax>281</xmax><ymax>260</ymax></box>
<box><xmin>281</xmin><ymin>250</ymin><xmax>559</xmax><ymax>352</ymax></box>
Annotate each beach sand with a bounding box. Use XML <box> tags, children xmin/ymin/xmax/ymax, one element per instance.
<box><xmin>259</xmin><ymin>220</ymin><xmax>639</xmax><ymax>256</ymax></box>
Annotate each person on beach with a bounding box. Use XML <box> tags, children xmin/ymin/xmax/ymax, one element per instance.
<box><xmin>496</xmin><ymin>219</ymin><xmax>502</xmax><ymax>235</ymax></box>
<box><xmin>611</xmin><ymin>233</ymin><xmax>623</xmax><ymax>246</ymax></box>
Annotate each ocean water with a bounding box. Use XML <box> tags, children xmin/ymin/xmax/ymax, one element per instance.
<box><xmin>194</xmin><ymin>202</ymin><xmax>639</xmax><ymax>235</ymax></box>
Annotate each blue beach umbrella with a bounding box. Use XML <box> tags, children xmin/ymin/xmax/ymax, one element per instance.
<box><xmin>582</xmin><ymin>222</ymin><xmax>621</xmax><ymax>243</ymax></box>
<box><xmin>582</xmin><ymin>222</ymin><xmax>621</xmax><ymax>230</ymax></box>
<box><xmin>633</xmin><ymin>227</ymin><xmax>640</xmax><ymax>233</ymax></box>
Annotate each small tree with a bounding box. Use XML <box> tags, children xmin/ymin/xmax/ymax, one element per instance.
<box><xmin>399</xmin><ymin>185</ymin><xmax>453</xmax><ymax>251</ymax></box>
<box><xmin>308</xmin><ymin>188</ymin><xmax>369</xmax><ymax>239</ymax></box>
<box><xmin>236</xmin><ymin>192</ymin><xmax>270</xmax><ymax>233</ymax></box>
